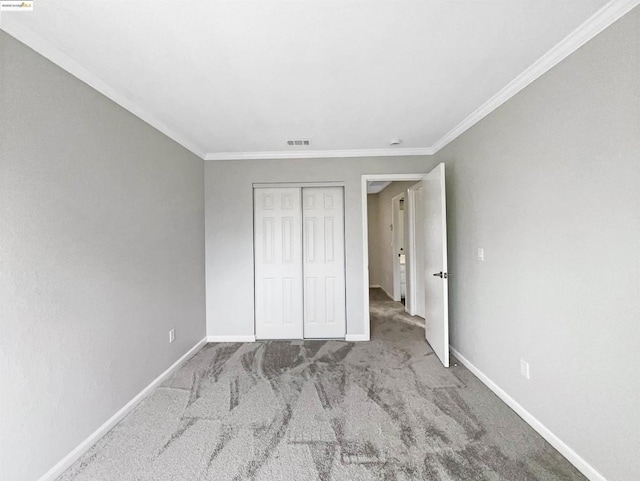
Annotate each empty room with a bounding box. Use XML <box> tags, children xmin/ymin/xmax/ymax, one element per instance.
<box><xmin>1</xmin><ymin>1</ymin><xmax>639</xmax><ymax>480</ymax></box>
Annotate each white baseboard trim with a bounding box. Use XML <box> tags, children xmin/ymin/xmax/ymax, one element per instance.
<box><xmin>345</xmin><ymin>334</ymin><xmax>370</xmax><ymax>342</ymax></box>
<box><xmin>380</xmin><ymin>286</ymin><xmax>394</xmax><ymax>301</ymax></box>
<box><xmin>449</xmin><ymin>346</ymin><xmax>608</xmax><ymax>481</ymax></box>
<box><xmin>207</xmin><ymin>335</ymin><xmax>256</xmax><ymax>343</ymax></box>
<box><xmin>37</xmin><ymin>337</ymin><xmax>207</xmax><ymax>481</ymax></box>
<box><xmin>369</xmin><ymin>285</ymin><xmax>394</xmax><ymax>301</ymax></box>
<box><xmin>396</xmin><ymin>317</ymin><xmax>425</xmax><ymax>329</ymax></box>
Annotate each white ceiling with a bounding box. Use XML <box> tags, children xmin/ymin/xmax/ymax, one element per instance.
<box><xmin>367</xmin><ymin>181</ymin><xmax>392</xmax><ymax>194</ymax></box>
<box><xmin>1</xmin><ymin>0</ymin><xmax>625</xmax><ymax>160</ymax></box>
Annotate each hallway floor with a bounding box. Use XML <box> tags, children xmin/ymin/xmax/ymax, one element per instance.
<box><xmin>58</xmin><ymin>291</ymin><xmax>585</xmax><ymax>480</ymax></box>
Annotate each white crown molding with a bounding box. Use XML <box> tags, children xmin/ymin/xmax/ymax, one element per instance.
<box><xmin>0</xmin><ymin>17</ymin><xmax>207</xmax><ymax>159</ymax></box>
<box><xmin>450</xmin><ymin>346</ymin><xmax>608</xmax><ymax>481</ymax></box>
<box><xmin>3</xmin><ymin>1</ymin><xmax>637</xmax><ymax>162</ymax></box>
<box><xmin>36</xmin><ymin>337</ymin><xmax>207</xmax><ymax>481</ymax></box>
<box><xmin>429</xmin><ymin>0</ymin><xmax>640</xmax><ymax>154</ymax></box>
<box><xmin>204</xmin><ymin>147</ymin><xmax>435</xmax><ymax>161</ymax></box>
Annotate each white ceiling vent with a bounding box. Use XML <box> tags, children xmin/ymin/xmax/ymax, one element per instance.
<box><xmin>286</xmin><ymin>139</ymin><xmax>311</xmax><ymax>146</ymax></box>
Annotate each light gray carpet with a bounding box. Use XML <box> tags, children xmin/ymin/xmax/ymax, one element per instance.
<box><xmin>57</xmin><ymin>291</ymin><xmax>585</xmax><ymax>480</ymax></box>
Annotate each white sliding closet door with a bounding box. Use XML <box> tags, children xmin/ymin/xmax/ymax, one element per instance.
<box><xmin>302</xmin><ymin>187</ymin><xmax>346</xmax><ymax>339</ymax></box>
<box><xmin>254</xmin><ymin>188</ymin><xmax>304</xmax><ymax>339</ymax></box>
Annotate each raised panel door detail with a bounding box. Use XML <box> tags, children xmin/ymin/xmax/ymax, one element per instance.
<box><xmin>324</xmin><ymin>193</ymin><xmax>334</xmax><ymax>209</ymax></box>
<box><xmin>305</xmin><ymin>277</ymin><xmax>317</xmax><ymax>324</ymax></box>
<box><xmin>254</xmin><ymin>188</ymin><xmax>303</xmax><ymax>339</ymax></box>
<box><xmin>281</xmin><ymin>193</ymin><xmax>294</xmax><ymax>210</ymax></box>
<box><xmin>324</xmin><ymin>217</ymin><xmax>335</xmax><ymax>262</ymax></box>
<box><xmin>325</xmin><ymin>277</ymin><xmax>336</xmax><ymax>323</ymax></box>
<box><xmin>263</xmin><ymin>278</ymin><xmax>274</xmax><ymax>324</ymax></box>
<box><xmin>263</xmin><ymin>218</ymin><xmax>274</xmax><ymax>263</ymax></box>
<box><xmin>282</xmin><ymin>217</ymin><xmax>294</xmax><ymax>263</ymax></box>
<box><xmin>302</xmin><ymin>187</ymin><xmax>345</xmax><ymax>339</ymax></box>
<box><xmin>304</xmin><ymin>194</ymin><xmax>316</xmax><ymax>210</ymax></box>
<box><xmin>282</xmin><ymin>277</ymin><xmax>294</xmax><ymax>325</ymax></box>
<box><xmin>305</xmin><ymin>218</ymin><xmax>316</xmax><ymax>263</ymax></box>
<box><xmin>263</xmin><ymin>194</ymin><xmax>275</xmax><ymax>210</ymax></box>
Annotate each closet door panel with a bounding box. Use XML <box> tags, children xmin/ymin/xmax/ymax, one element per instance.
<box><xmin>302</xmin><ymin>187</ymin><xmax>346</xmax><ymax>338</ymax></box>
<box><xmin>254</xmin><ymin>188</ymin><xmax>303</xmax><ymax>339</ymax></box>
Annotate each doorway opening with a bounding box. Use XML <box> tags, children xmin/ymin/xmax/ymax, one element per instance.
<box><xmin>391</xmin><ymin>193</ymin><xmax>407</xmax><ymax>305</ymax></box>
<box><xmin>362</xmin><ymin>175</ymin><xmax>424</xmax><ymax>335</ymax></box>
<box><xmin>362</xmin><ymin>167</ymin><xmax>450</xmax><ymax>367</ymax></box>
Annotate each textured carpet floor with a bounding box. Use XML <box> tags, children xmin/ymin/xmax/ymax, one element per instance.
<box><xmin>58</xmin><ymin>292</ymin><xmax>585</xmax><ymax>480</ymax></box>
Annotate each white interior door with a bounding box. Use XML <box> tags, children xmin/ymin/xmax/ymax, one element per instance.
<box><xmin>302</xmin><ymin>187</ymin><xmax>346</xmax><ymax>338</ymax></box>
<box><xmin>254</xmin><ymin>188</ymin><xmax>303</xmax><ymax>339</ymax></box>
<box><xmin>416</xmin><ymin>163</ymin><xmax>450</xmax><ymax>367</ymax></box>
<box><xmin>410</xmin><ymin>184</ymin><xmax>427</xmax><ymax>319</ymax></box>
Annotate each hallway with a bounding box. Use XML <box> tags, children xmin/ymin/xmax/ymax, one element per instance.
<box><xmin>369</xmin><ymin>287</ymin><xmax>425</xmax><ymax>333</ymax></box>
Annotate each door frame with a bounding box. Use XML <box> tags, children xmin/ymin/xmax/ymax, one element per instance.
<box><xmin>253</xmin><ymin>181</ymin><xmax>346</xmax><ymax>340</ymax></box>
<box><xmin>361</xmin><ymin>173</ymin><xmax>427</xmax><ymax>341</ymax></box>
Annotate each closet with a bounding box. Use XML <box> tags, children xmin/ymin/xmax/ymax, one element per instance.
<box><xmin>254</xmin><ymin>186</ymin><xmax>346</xmax><ymax>339</ymax></box>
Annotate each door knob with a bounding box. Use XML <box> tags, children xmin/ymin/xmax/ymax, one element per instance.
<box><xmin>433</xmin><ymin>272</ymin><xmax>448</xmax><ymax>279</ymax></box>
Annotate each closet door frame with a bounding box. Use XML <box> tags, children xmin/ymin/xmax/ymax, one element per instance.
<box><xmin>253</xmin><ymin>182</ymin><xmax>346</xmax><ymax>340</ymax></box>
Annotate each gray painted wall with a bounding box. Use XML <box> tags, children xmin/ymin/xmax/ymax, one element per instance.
<box><xmin>0</xmin><ymin>32</ymin><xmax>206</xmax><ymax>481</ymax></box>
<box><xmin>434</xmin><ymin>8</ymin><xmax>640</xmax><ymax>481</ymax></box>
<box><xmin>204</xmin><ymin>158</ymin><xmax>433</xmax><ymax>338</ymax></box>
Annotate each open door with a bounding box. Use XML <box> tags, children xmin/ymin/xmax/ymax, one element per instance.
<box><xmin>413</xmin><ymin>163</ymin><xmax>449</xmax><ymax>367</ymax></box>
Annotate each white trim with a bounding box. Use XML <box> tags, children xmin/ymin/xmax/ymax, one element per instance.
<box><xmin>0</xmin><ymin>18</ymin><xmax>207</xmax><ymax>159</ymax></box>
<box><xmin>253</xmin><ymin>181</ymin><xmax>344</xmax><ymax>189</ymax></box>
<box><xmin>345</xmin><ymin>334</ymin><xmax>370</xmax><ymax>342</ymax></box>
<box><xmin>394</xmin><ymin>316</ymin><xmax>425</xmax><ymax>330</ymax></box>
<box><xmin>207</xmin><ymin>335</ymin><xmax>257</xmax><ymax>343</ymax></box>
<box><xmin>3</xmin><ymin>1</ymin><xmax>635</xmax><ymax>163</ymax></box>
<box><xmin>369</xmin><ymin>284</ymin><xmax>398</xmax><ymax>302</ymax></box>
<box><xmin>362</xmin><ymin>176</ymin><xmax>372</xmax><ymax>342</ymax></box>
<box><xmin>430</xmin><ymin>0</ymin><xmax>640</xmax><ymax>154</ymax></box>
<box><xmin>205</xmin><ymin>148</ymin><xmax>434</xmax><ymax>161</ymax></box>
<box><xmin>450</xmin><ymin>346</ymin><xmax>608</xmax><ymax>481</ymax></box>
<box><xmin>37</xmin><ymin>338</ymin><xmax>207</xmax><ymax>481</ymax></box>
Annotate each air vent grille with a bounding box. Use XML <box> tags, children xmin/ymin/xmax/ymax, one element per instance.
<box><xmin>286</xmin><ymin>139</ymin><xmax>311</xmax><ymax>146</ymax></box>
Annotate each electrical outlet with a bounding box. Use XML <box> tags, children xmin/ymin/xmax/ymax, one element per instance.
<box><xmin>477</xmin><ymin>248</ymin><xmax>484</xmax><ymax>261</ymax></box>
<box><xmin>520</xmin><ymin>359</ymin><xmax>530</xmax><ymax>379</ymax></box>
<box><xmin>169</xmin><ymin>329</ymin><xmax>175</xmax><ymax>344</ymax></box>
